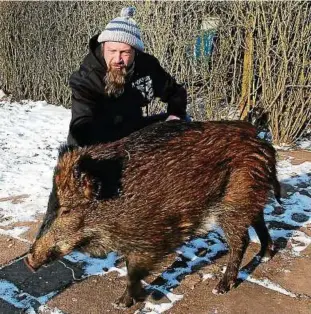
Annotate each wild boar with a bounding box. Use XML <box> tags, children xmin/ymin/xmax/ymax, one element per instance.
<box><xmin>25</xmin><ymin>120</ymin><xmax>280</xmax><ymax>308</ymax></box>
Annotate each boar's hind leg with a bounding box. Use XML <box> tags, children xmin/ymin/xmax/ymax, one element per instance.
<box><xmin>213</xmin><ymin>220</ymin><xmax>249</xmax><ymax>295</ymax></box>
<box><xmin>116</xmin><ymin>256</ymin><xmax>149</xmax><ymax>308</ymax></box>
<box><xmin>252</xmin><ymin>212</ymin><xmax>274</xmax><ymax>259</ymax></box>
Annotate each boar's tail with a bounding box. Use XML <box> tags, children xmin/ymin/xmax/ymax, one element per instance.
<box><xmin>272</xmin><ymin>174</ymin><xmax>282</xmax><ymax>204</ymax></box>
<box><xmin>264</xmin><ymin>140</ymin><xmax>282</xmax><ymax>204</ymax></box>
<box><xmin>273</xmin><ymin>178</ymin><xmax>282</xmax><ymax>204</ymax></box>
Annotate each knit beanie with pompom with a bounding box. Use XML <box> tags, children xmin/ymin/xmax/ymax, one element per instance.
<box><xmin>98</xmin><ymin>7</ymin><xmax>144</xmax><ymax>52</ymax></box>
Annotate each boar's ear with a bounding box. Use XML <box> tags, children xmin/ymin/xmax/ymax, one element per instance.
<box><xmin>75</xmin><ymin>155</ymin><xmax>124</xmax><ymax>200</ymax></box>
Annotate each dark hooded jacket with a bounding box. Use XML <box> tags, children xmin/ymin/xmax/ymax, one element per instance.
<box><xmin>67</xmin><ymin>34</ymin><xmax>187</xmax><ymax>146</ymax></box>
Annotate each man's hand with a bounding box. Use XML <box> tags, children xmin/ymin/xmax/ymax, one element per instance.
<box><xmin>166</xmin><ymin>115</ymin><xmax>180</xmax><ymax>121</ymax></box>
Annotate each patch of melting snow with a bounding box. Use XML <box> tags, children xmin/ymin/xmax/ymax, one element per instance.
<box><xmin>0</xmin><ymin>100</ymin><xmax>70</xmax><ymax>227</ymax></box>
<box><xmin>202</xmin><ymin>273</ymin><xmax>214</xmax><ymax>281</ymax></box>
<box><xmin>0</xmin><ymin>226</ymin><xmax>31</xmax><ymax>243</ymax></box>
<box><xmin>238</xmin><ymin>271</ymin><xmax>297</xmax><ymax>298</ymax></box>
<box><xmin>248</xmin><ymin>227</ymin><xmax>260</xmax><ymax>243</ymax></box>
<box><xmin>0</xmin><ymin>226</ymin><xmax>29</xmax><ymax>237</ymax></box>
<box><xmin>202</xmin><ymin>268</ymin><xmax>298</xmax><ymax>299</ymax></box>
<box><xmin>277</xmin><ymin>159</ymin><xmax>311</xmax><ymax>185</ymax></box>
<box><xmin>37</xmin><ymin>305</ymin><xmax>66</xmax><ymax>314</ymax></box>
<box><xmin>266</xmin><ymin>161</ymin><xmax>311</xmax><ymax>253</ymax></box>
<box><xmin>63</xmin><ymin>251</ymin><xmax>125</xmax><ymax>277</ymax></box>
<box><xmin>297</xmin><ymin>138</ymin><xmax>311</xmax><ymax>150</ymax></box>
<box><xmin>136</xmin><ymin>231</ymin><xmax>227</xmax><ymax>313</ymax></box>
<box><xmin>265</xmin><ymin>193</ymin><xmax>311</xmax><ymax>228</ymax></box>
<box><xmin>0</xmin><ymin>279</ymin><xmax>57</xmax><ymax>312</ymax></box>
<box><xmin>140</xmin><ymin>292</ymin><xmax>183</xmax><ymax>314</ymax></box>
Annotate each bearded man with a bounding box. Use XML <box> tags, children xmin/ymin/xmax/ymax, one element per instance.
<box><xmin>67</xmin><ymin>7</ymin><xmax>188</xmax><ymax>147</ymax></box>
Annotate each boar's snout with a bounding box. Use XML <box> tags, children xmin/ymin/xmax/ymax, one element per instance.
<box><xmin>25</xmin><ymin>242</ymin><xmax>63</xmax><ymax>273</ymax></box>
<box><xmin>24</xmin><ymin>253</ymin><xmax>40</xmax><ymax>272</ymax></box>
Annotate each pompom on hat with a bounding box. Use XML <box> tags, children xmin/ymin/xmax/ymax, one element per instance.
<box><xmin>98</xmin><ymin>7</ymin><xmax>144</xmax><ymax>52</ymax></box>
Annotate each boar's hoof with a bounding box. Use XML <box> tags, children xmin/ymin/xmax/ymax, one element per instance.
<box><xmin>112</xmin><ymin>297</ymin><xmax>133</xmax><ymax>309</ymax></box>
<box><xmin>113</xmin><ymin>291</ymin><xmax>134</xmax><ymax>309</ymax></box>
<box><xmin>212</xmin><ymin>279</ymin><xmax>235</xmax><ymax>295</ymax></box>
<box><xmin>114</xmin><ymin>287</ymin><xmax>147</xmax><ymax>308</ymax></box>
<box><xmin>261</xmin><ymin>245</ymin><xmax>276</xmax><ymax>261</ymax></box>
<box><xmin>24</xmin><ymin>256</ymin><xmax>37</xmax><ymax>273</ymax></box>
<box><xmin>112</xmin><ymin>302</ymin><xmax>128</xmax><ymax>310</ymax></box>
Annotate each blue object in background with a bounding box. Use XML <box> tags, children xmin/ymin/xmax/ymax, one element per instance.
<box><xmin>194</xmin><ymin>31</ymin><xmax>216</xmax><ymax>59</ymax></box>
<box><xmin>189</xmin><ymin>17</ymin><xmax>220</xmax><ymax>61</ymax></box>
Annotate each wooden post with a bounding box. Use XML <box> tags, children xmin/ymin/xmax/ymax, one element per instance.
<box><xmin>239</xmin><ymin>16</ymin><xmax>254</xmax><ymax>120</ymax></box>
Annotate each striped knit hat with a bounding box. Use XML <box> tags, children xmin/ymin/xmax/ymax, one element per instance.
<box><xmin>98</xmin><ymin>7</ymin><xmax>144</xmax><ymax>52</ymax></box>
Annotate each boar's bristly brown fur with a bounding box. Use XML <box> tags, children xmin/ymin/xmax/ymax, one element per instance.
<box><xmin>26</xmin><ymin>120</ymin><xmax>280</xmax><ymax>308</ymax></box>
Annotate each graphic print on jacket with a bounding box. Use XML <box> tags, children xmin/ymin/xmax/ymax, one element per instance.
<box><xmin>132</xmin><ymin>76</ymin><xmax>154</xmax><ymax>102</ymax></box>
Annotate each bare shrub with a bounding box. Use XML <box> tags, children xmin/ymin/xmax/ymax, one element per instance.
<box><xmin>252</xmin><ymin>2</ymin><xmax>311</xmax><ymax>144</ymax></box>
<box><xmin>0</xmin><ymin>1</ymin><xmax>310</xmax><ymax>144</ymax></box>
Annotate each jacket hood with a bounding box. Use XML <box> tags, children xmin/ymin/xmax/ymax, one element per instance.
<box><xmin>82</xmin><ymin>34</ymin><xmax>107</xmax><ymax>72</ymax></box>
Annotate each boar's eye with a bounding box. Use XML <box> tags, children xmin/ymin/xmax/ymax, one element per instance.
<box><xmin>59</xmin><ymin>206</ymin><xmax>71</xmax><ymax>216</ymax></box>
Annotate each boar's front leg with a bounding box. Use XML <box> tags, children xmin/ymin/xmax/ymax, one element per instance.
<box><xmin>116</xmin><ymin>254</ymin><xmax>149</xmax><ymax>308</ymax></box>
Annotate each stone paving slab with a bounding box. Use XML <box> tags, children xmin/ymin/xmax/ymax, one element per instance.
<box><xmin>249</xmin><ymin>248</ymin><xmax>311</xmax><ymax>297</ymax></box>
<box><xmin>0</xmin><ymin>235</ymin><xmax>29</xmax><ymax>265</ymax></box>
<box><xmin>0</xmin><ymin>257</ymin><xmax>85</xmax><ymax>298</ymax></box>
<box><xmin>169</xmin><ymin>276</ymin><xmax>311</xmax><ymax>314</ymax></box>
<box><xmin>0</xmin><ymin>298</ymin><xmax>23</xmax><ymax>314</ymax></box>
<box><xmin>40</xmin><ymin>247</ymin><xmax>311</xmax><ymax>314</ymax></box>
<box><xmin>47</xmin><ymin>272</ymin><xmax>127</xmax><ymax>314</ymax></box>
<box><xmin>42</xmin><ymin>242</ymin><xmax>310</xmax><ymax>314</ymax></box>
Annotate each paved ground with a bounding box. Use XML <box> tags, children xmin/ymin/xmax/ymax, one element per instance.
<box><xmin>0</xmin><ymin>150</ymin><xmax>310</xmax><ymax>314</ymax></box>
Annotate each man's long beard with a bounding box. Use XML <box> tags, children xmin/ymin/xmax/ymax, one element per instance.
<box><xmin>104</xmin><ymin>65</ymin><xmax>127</xmax><ymax>97</ymax></box>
